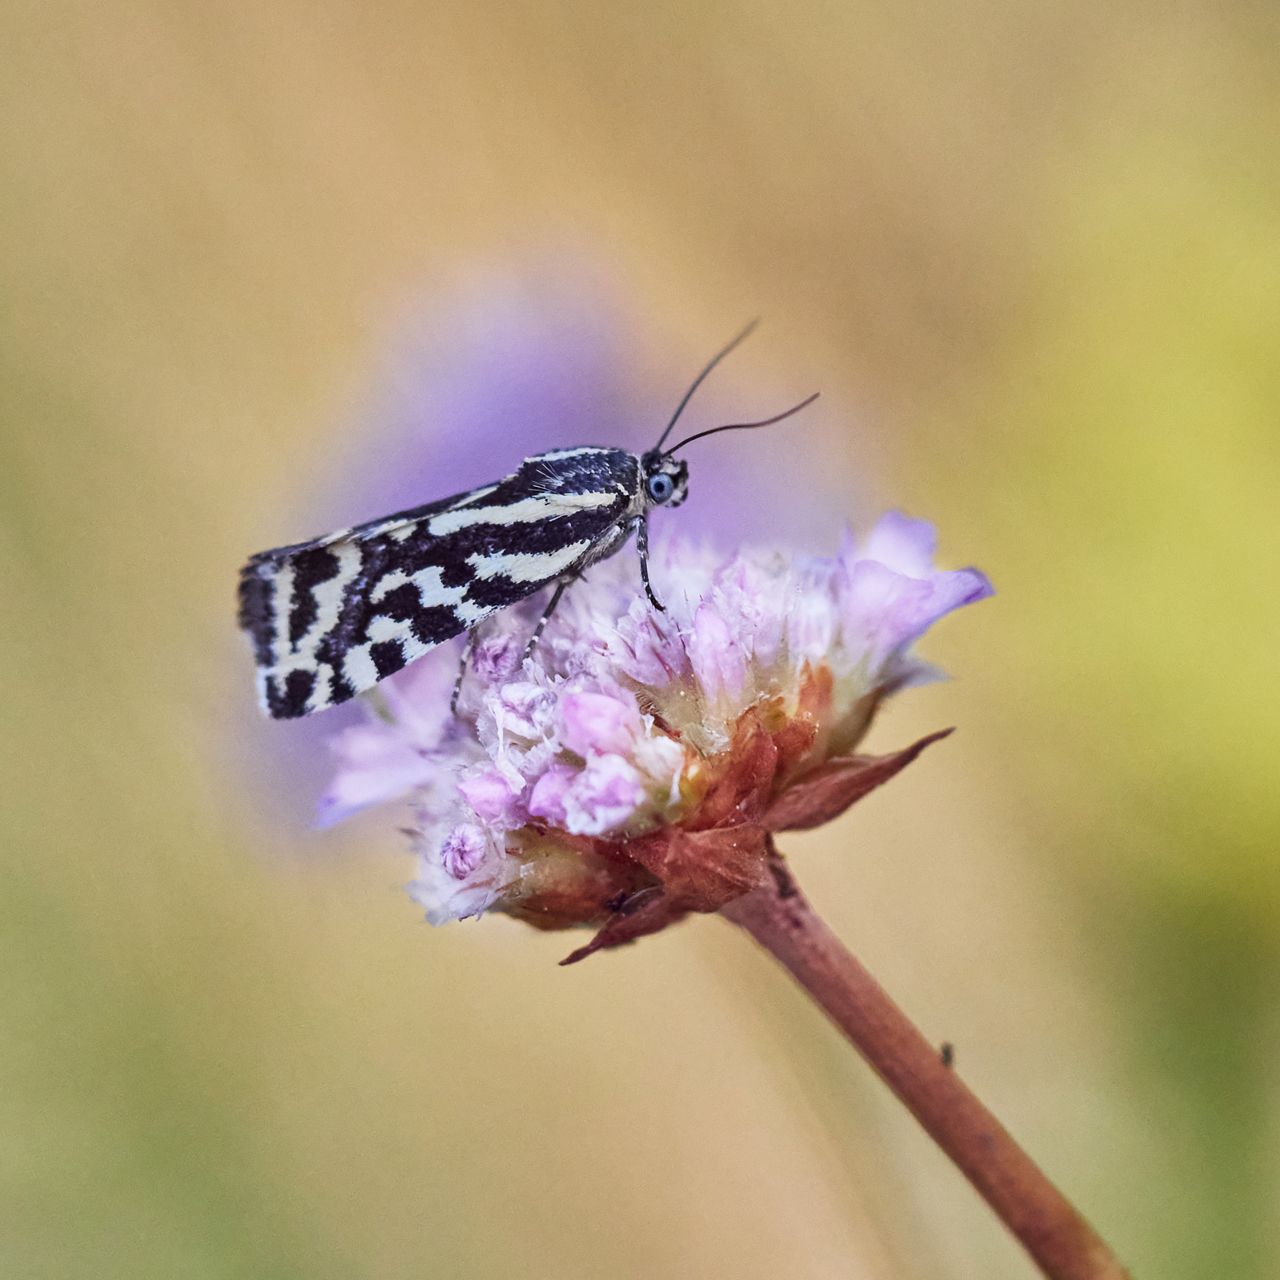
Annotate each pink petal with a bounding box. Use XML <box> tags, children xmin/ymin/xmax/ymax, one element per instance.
<box><xmin>490</xmin><ymin>681</ymin><xmax>556</xmax><ymax>740</ymax></box>
<box><xmin>528</xmin><ymin>764</ymin><xmax>577</xmax><ymax>826</ymax></box>
<box><xmin>560</xmin><ymin>691</ymin><xmax>641</xmax><ymax>757</ymax></box>
<box><xmin>688</xmin><ymin>602</ymin><xmax>747</xmax><ymax>700</ymax></box>
<box><xmin>606</xmin><ymin>601</ymin><xmax>689</xmax><ymax>685</ymax></box>
<box><xmin>457</xmin><ymin>768</ymin><xmax>524</xmax><ymax>824</ymax></box>
<box><xmin>841</xmin><ymin>559</ymin><xmax>992</xmax><ymax>669</ymax></box>
<box><xmin>314</xmin><ymin>725</ymin><xmax>436</xmax><ymax>829</ymax></box>
<box><xmin>852</xmin><ymin>511</ymin><xmax>938</xmax><ymax>577</ymax></box>
<box><xmin>377</xmin><ymin>645</ymin><xmax>458</xmax><ymax>738</ymax></box>
<box><xmin>562</xmin><ymin>755</ymin><xmax>647</xmax><ymax>835</ymax></box>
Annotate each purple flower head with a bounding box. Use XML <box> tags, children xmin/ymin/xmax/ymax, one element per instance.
<box><xmin>315</xmin><ymin>513</ymin><xmax>992</xmax><ymax>953</ymax></box>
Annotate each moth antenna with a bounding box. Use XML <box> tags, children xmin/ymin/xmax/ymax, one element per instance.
<box><xmin>651</xmin><ymin>319</ymin><xmax>760</xmax><ymax>454</ymax></box>
<box><xmin>663</xmin><ymin>392</ymin><xmax>819</xmax><ymax>456</ymax></box>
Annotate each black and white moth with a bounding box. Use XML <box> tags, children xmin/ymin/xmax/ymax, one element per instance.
<box><xmin>238</xmin><ymin>324</ymin><xmax>816</xmax><ymax>719</ymax></box>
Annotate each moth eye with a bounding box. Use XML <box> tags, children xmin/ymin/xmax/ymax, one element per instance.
<box><xmin>647</xmin><ymin>473</ymin><xmax>676</xmax><ymax>503</ymax></box>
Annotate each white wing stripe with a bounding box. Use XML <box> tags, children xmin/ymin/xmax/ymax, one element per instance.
<box><xmin>467</xmin><ymin>540</ymin><xmax>592</xmax><ymax>584</ymax></box>
<box><xmin>370</xmin><ymin>565</ymin><xmax>470</xmax><ymax>610</ymax></box>
<box><xmin>427</xmin><ymin>491</ymin><xmax>616</xmax><ymax>536</ymax></box>
<box><xmin>341</xmin><ymin>645</ymin><xmax>381</xmax><ymax>694</ymax></box>
<box><xmin>534</xmin><ymin>447</ymin><xmax>610</xmax><ymax>462</ymax></box>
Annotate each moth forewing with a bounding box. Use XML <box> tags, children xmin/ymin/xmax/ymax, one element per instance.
<box><xmin>239</xmin><ymin>447</ymin><xmax>642</xmax><ymax>720</ymax></box>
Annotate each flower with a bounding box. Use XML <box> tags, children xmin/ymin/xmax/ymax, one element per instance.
<box><xmin>319</xmin><ymin>513</ymin><xmax>992</xmax><ymax>957</ymax></box>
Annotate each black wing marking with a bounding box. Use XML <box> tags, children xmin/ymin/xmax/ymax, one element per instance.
<box><xmin>238</xmin><ymin>448</ymin><xmax>638</xmax><ymax>719</ymax></box>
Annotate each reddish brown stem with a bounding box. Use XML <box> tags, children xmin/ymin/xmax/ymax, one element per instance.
<box><xmin>719</xmin><ymin>848</ymin><xmax>1132</xmax><ymax>1280</ymax></box>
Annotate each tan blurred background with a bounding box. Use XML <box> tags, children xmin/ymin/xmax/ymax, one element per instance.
<box><xmin>3</xmin><ymin>1</ymin><xmax>1279</xmax><ymax>1277</ymax></box>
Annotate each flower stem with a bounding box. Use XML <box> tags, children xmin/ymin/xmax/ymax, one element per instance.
<box><xmin>719</xmin><ymin>845</ymin><xmax>1131</xmax><ymax>1280</ymax></box>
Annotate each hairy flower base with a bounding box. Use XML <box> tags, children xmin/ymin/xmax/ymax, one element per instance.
<box><xmin>536</xmin><ymin>713</ymin><xmax>954</xmax><ymax>964</ymax></box>
<box><xmin>446</xmin><ymin>664</ymin><xmax>953</xmax><ymax>962</ymax></box>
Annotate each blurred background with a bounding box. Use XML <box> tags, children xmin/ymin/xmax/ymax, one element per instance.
<box><xmin>3</xmin><ymin>1</ymin><xmax>1278</xmax><ymax>1277</ymax></box>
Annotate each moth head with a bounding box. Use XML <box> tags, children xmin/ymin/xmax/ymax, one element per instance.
<box><xmin>639</xmin><ymin>450</ymin><xmax>689</xmax><ymax>509</ymax></box>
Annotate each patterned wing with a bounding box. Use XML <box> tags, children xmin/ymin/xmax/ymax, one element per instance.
<box><xmin>238</xmin><ymin>448</ymin><xmax>638</xmax><ymax>718</ymax></box>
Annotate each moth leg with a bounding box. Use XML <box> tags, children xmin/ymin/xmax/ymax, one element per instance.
<box><xmin>636</xmin><ymin>516</ymin><xmax>665</xmax><ymax>612</ymax></box>
<box><xmin>450</xmin><ymin>629</ymin><xmax>479</xmax><ymax>716</ymax></box>
<box><xmin>523</xmin><ymin>579</ymin><xmax>571</xmax><ymax>660</ymax></box>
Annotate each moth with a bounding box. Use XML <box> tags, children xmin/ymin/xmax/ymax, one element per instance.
<box><xmin>238</xmin><ymin>323</ymin><xmax>817</xmax><ymax>719</ymax></box>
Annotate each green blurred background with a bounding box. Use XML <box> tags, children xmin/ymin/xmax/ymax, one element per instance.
<box><xmin>3</xmin><ymin>2</ymin><xmax>1278</xmax><ymax>1276</ymax></box>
